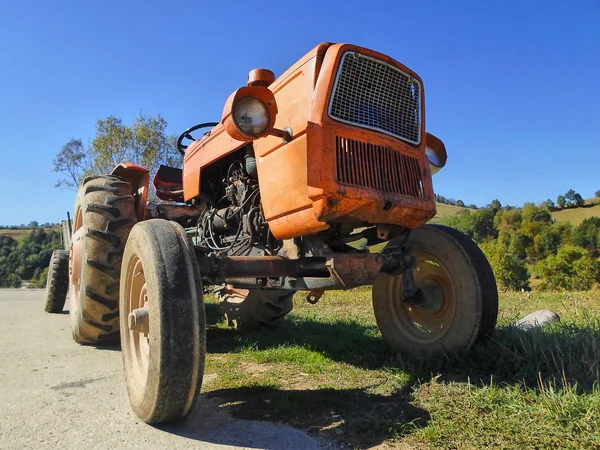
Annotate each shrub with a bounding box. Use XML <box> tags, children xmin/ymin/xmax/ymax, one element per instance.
<box><xmin>537</xmin><ymin>245</ymin><xmax>600</xmax><ymax>290</ymax></box>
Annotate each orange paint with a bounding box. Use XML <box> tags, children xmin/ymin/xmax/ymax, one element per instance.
<box><xmin>182</xmin><ymin>43</ymin><xmax>442</xmax><ymax>240</ymax></box>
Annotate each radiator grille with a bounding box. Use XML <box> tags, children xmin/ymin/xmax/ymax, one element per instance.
<box><xmin>336</xmin><ymin>137</ymin><xmax>425</xmax><ymax>198</ymax></box>
<box><xmin>329</xmin><ymin>52</ymin><xmax>421</xmax><ymax>144</ymax></box>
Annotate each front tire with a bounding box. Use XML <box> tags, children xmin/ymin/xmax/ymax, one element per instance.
<box><xmin>372</xmin><ymin>224</ymin><xmax>498</xmax><ymax>354</ymax></box>
<box><xmin>120</xmin><ymin>219</ymin><xmax>206</xmax><ymax>424</ymax></box>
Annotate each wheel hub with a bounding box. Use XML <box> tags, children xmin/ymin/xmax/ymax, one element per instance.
<box><xmin>69</xmin><ymin>211</ymin><xmax>85</xmax><ymax>308</ymax></box>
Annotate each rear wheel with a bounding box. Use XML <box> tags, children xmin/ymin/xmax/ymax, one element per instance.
<box><xmin>69</xmin><ymin>175</ymin><xmax>137</xmax><ymax>344</ymax></box>
<box><xmin>372</xmin><ymin>224</ymin><xmax>498</xmax><ymax>354</ymax></box>
<box><xmin>44</xmin><ymin>250</ymin><xmax>69</xmax><ymax>313</ymax></box>
<box><xmin>217</xmin><ymin>286</ymin><xmax>295</xmax><ymax>329</ymax></box>
<box><xmin>120</xmin><ymin>219</ymin><xmax>206</xmax><ymax>424</ymax></box>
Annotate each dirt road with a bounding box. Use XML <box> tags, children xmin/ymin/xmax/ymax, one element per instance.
<box><xmin>0</xmin><ymin>290</ymin><xmax>328</xmax><ymax>450</ymax></box>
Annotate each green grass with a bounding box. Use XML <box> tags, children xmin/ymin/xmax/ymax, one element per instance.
<box><xmin>201</xmin><ymin>289</ymin><xmax>600</xmax><ymax>449</ymax></box>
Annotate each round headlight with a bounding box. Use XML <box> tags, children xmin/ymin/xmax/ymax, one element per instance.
<box><xmin>233</xmin><ymin>97</ymin><xmax>270</xmax><ymax>137</ymax></box>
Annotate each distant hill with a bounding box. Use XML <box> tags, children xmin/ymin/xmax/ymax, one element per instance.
<box><xmin>434</xmin><ymin>202</ymin><xmax>470</xmax><ymax>220</ymax></box>
<box><xmin>551</xmin><ymin>199</ymin><xmax>600</xmax><ymax>226</ymax></box>
<box><xmin>0</xmin><ymin>227</ymin><xmax>61</xmax><ymax>242</ymax></box>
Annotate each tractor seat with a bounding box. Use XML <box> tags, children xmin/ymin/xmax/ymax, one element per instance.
<box><xmin>153</xmin><ymin>165</ymin><xmax>184</xmax><ymax>202</ymax></box>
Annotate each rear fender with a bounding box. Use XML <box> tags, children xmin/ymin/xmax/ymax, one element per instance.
<box><xmin>110</xmin><ymin>163</ymin><xmax>150</xmax><ymax>222</ymax></box>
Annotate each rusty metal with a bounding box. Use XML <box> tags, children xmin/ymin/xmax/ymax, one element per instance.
<box><xmin>195</xmin><ymin>247</ymin><xmax>415</xmax><ymax>291</ymax></box>
<box><xmin>306</xmin><ymin>290</ymin><xmax>324</xmax><ymax>304</ymax></box>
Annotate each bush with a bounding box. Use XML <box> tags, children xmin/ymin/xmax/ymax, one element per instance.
<box><xmin>537</xmin><ymin>245</ymin><xmax>600</xmax><ymax>291</ymax></box>
<box><xmin>481</xmin><ymin>241</ymin><xmax>530</xmax><ymax>291</ymax></box>
<box><xmin>572</xmin><ymin>217</ymin><xmax>600</xmax><ymax>257</ymax></box>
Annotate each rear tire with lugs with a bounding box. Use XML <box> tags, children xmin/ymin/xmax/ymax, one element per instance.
<box><xmin>217</xmin><ymin>286</ymin><xmax>295</xmax><ymax>329</ymax></box>
<box><xmin>120</xmin><ymin>219</ymin><xmax>206</xmax><ymax>424</ymax></box>
<box><xmin>44</xmin><ymin>250</ymin><xmax>69</xmax><ymax>313</ymax></box>
<box><xmin>69</xmin><ymin>175</ymin><xmax>137</xmax><ymax>345</ymax></box>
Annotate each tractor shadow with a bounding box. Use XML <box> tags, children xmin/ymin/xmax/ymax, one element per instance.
<box><xmin>163</xmin><ymin>304</ymin><xmax>599</xmax><ymax>447</ymax></box>
<box><xmin>206</xmin><ymin>300</ymin><xmax>600</xmax><ymax>392</ymax></box>
<box><xmin>159</xmin><ymin>385</ymin><xmax>429</xmax><ymax>449</ymax></box>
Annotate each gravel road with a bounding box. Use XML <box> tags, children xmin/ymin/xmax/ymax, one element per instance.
<box><xmin>0</xmin><ymin>290</ymin><xmax>329</xmax><ymax>450</ymax></box>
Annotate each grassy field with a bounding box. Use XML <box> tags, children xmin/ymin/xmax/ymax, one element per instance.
<box><xmin>201</xmin><ymin>289</ymin><xmax>600</xmax><ymax>449</ymax></box>
<box><xmin>0</xmin><ymin>227</ymin><xmax>60</xmax><ymax>241</ymax></box>
<box><xmin>433</xmin><ymin>203</ymin><xmax>468</xmax><ymax>220</ymax></box>
<box><xmin>552</xmin><ymin>200</ymin><xmax>600</xmax><ymax>226</ymax></box>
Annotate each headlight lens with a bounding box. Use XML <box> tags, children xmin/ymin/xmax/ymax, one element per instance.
<box><xmin>233</xmin><ymin>97</ymin><xmax>270</xmax><ymax>136</ymax></box>
<box><xmin>426</xmin><ymin>145</ymin><xmax>443</xmax><ymax>174</ymax></box>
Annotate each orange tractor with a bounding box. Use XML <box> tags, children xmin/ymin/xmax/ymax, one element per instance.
<box><xmin>45</xmin><ymin>42</ymin><xmax>498</xmax><ymax>424</ymax></box>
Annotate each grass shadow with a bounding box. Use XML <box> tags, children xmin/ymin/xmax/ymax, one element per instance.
<box><xmin>204</xmin><ymin>385</ymin><xmax>430</xmax><ymax>448</ymax></box>
<box><xmin>207</xmin><ymin>317</ymin><xmax>388</xmax><ymax>369</ymax></box>
<box><xmin>207</xmin><ymin>313</ymin><xmax>600</xmax><ymax>393</ymax></box>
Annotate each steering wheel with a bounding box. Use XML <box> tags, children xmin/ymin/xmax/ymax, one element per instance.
<box><xmin>177</xmin><ymin>122</ymin><xmax>219</xmax><ymax>155</ymax></box>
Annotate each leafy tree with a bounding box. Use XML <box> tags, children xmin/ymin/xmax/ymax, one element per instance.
<box><xmin>53</xmin><ymin>113</ymin><xmax>181</xmax><ymax>191</ymax></box>
<box><xmin>573</xmin><ymin>217</ymin><xmax>600</xmax><ymax>257</ymax></box>
<box><xmin>8</xmin><ymin>274</ymin><xmax>21</xmax><ymax>288</ymax></box>
<box><xmin>522</xmin><ymin>203</ymin><xmax>552</xmax><ymax>225</ymax></box>
<box><xmin>468</xmin><ymin>204</ymin><xmax>478</xmax><ymax>209</ymax></box>
<box><xmin>595</xmin><ymin>190</ymin><xmax>600</xmax><ymax>198</ymax></box>
<box><xmin>53</xmin><ymin>139</ymin><xmax>90</xmax><ymax>190</ymax></box>
<box><xmin>557</xmin><ymin>195</ymin><xmax>566</xmax><ymax>209</ymax></box>
<box><xmin>471</xmin><ymin>208</ymin><xmax>498</xmax><ymax>242</ymax></box>
<box><xmin>564</xmin><ymin>189</ymin><xmax>585</xmax><ymax>208</ymax></box>
<box><xmin>481</xmin><ymin>241</ymin><xmax>529</xmax><ymax>291</ymax></box>
<box><xmin>456</xmin><ymin>199</ymin><xmax>465</xmax><ymax>207</ymax></box>
<box><xmin>489</xmin><ymin>199</ymin><xmax>502</xmax><ymax>212</ymax></box>
<box><xmin>543</xmin><ymin>199</ymin><xmax>555</xmax><ymax>211</ymax></box>
<box><xmin>537</xmin><ymin>245</ymin><xmax>600</xmax><ymax>290</ymax></box>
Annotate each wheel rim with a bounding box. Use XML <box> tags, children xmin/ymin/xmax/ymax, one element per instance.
<box><xmin>69</xmin><ymin>208</ymin><xmax>84</xmax><ymax>311</ymax></box>
<box><xmin>124</xmin><ymin>255</ymin><xmax>150</xmax><ymax>391</ymax></box>
<box><xmin>387</xmin><ymin>252</ymin><xmax>456</xmax><ymax>344</ymax></box>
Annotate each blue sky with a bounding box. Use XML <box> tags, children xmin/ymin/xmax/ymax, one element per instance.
<box><xmin>0</xmin><ymin>0</ymin><xmax>598</xmax><ymax>225</ymax></box>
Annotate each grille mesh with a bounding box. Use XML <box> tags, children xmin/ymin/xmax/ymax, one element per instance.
<box><xmin>329</xmin><ymin>52</ymin><xmax>421</xmax><ymax>144</ymax></box>
<box><xmin>336</xmin><ymin>136</ymin><xmax>424</xmax><ymax>198</ymax></box>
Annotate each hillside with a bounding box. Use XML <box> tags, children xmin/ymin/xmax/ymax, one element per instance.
<box><xmin>551</xmin><ymin>200</ymin><xmax>600</xmax><ymax>226</ymax></box>
<box><xmin>0</xmin><ymin>227</ymin><xmax>61</xmax><ymax>242</ymax></box>
<box><xmin>433</xmin><ymin>202</ymin><xmax>469</xmax><ymax>220</ymax></box>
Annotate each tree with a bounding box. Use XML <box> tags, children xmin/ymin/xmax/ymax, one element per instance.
<box><xmin>53</xmin><ymin>139</ymin><xmax>90</xmax><ymax>190</ymax></box>
<box><xmin>468</xmin><ymin>204</ymin><xmax>478</xmax><ymax>209</ymax></box>
<box><xmin>564</xmin><ymin>189</ymin><xmax>584</xmax><ymax>208</ymax></box>
<box><xmin>573</xmin><ymin>217</ymin><xmax>600</xmax><ymax>257</ymax></box>
<box><xmin>8</xmin><ymin>273</ymin><xmax>21</xmax><ymax>288</ymax></box>
<box><xmin>489</xmin><ymin>199</ymin><xmax>502</xmax><ymax>212</ymax></box>
<box><xmin>53</xmin><ymin>113</ymin><xmax>181</xmax><ymax>191</ymax></box>
<box><xmin>557</xmin><ymin>195</ymin><xmax>566</xmax><ymax>209</ymax></box>
<box><xmin>456</xmin><ymin>199</ymin><xmax>465</xmax><ymax>207</ymax></box>
<box><xmin>537</xmin><ymin>245</ymin><xmax>600</xmax><ymax>290</ymax></box>
<box><xmin>543</xmin><ymin>199</ymin><xmax>555</xmax><ymax>211</ymax></box>
<box><xmin>481</xmin><ymin>241</ymin><xmax>530</xmax><ymax>291</ymax></box>
<box><xmin>471</xmin><ymin>208</ymin><xmax>498</xmax><ymax>242</ymax></box>
<box><xmin>595</xmin><ymin>190</ymin><xmax>600</xmax><ymax>198</ymax></box>
<box><xmin>573</xmin><ymin>193</ymin><xmax>585</xmax><ymax>207</ymax></box>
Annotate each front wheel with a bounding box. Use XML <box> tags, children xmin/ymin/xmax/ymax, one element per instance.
<box><xmin>372</xmin><ymin>224</ymin><xmax>498</xmax><ymax>354</ymax></box>
<box><xmin>120</xmin><ymin>219</ymin><xmax>206</xmax><ymax>424</ymax></box>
